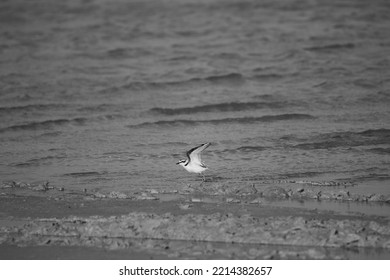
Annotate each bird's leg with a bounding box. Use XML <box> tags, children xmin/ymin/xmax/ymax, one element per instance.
<box><xmin>202</xmin><ymin>173</ymin><xmax>206</xmax><ymax>182</ymax></box>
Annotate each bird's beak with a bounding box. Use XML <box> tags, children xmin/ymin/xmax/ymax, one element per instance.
<box><xmin>176</xmin><ymin>161</ymin><xmax>180</xmax><ymax>165</ymax></box>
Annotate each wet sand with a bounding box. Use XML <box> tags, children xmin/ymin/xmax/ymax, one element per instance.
<box><xmin>1</xmin><ymin>181</ymin><xmax>389</xmax><ymax>259</ymax></box>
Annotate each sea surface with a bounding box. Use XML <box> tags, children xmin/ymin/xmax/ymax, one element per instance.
<box><xmin>0</xmin><ymin>0</ymin><xmax>389</xmax><ymax>194</ymax></box>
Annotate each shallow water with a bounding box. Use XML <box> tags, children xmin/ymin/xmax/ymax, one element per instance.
<box><xmin>270</xmin><ymin>199</ymin><xmax>390</xmax><ymax>217</ymax></box>
<box><xmin>0</xmin><ymin>0</ymin><xmax>389</xmax><ymax>195</ymax></box>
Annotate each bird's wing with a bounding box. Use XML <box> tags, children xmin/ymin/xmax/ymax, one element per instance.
<box><xmin>186</xmin><ymin>143</ymin><xmax>210</xmax><ymax>166</ymax></box>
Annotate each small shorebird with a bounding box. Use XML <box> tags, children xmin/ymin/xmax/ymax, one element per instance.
<box><xmin>176</xmin><ymin>143</ymin><xmax>211</xmax><ymax>181</ymax></box>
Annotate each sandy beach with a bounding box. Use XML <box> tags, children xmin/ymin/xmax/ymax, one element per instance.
<box><xmin>1</xmin><ymin>180</ymin><xmax>389</xmax><ymax>259</ymax></box>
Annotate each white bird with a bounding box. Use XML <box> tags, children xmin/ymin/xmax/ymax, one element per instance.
<box><xmin>176</xmin><ymin>143</ymin><xmax>211</xmax><ymax>181</ymax></box>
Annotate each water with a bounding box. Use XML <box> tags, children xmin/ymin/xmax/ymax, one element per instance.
<box><xmin>0</xmin><ymin>0</ymin><xmax>389</xmax><ymax>194</ymax></box>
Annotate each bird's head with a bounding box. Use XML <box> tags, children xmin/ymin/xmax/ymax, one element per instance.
<box><xmin>176</xmin><ymin>159</ymin><xmax>186</xmax><ymax>166</ymax></box>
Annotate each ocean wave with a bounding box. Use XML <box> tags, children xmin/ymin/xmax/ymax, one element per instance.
<box><xmin>215</xmin><ymin>145</ymin><xmax>268</xmax><ymax>155</ymax></box>
<box><xmin>134</xmin><ymin>141</ymin><xmax>188</xmax><ymax>148</ymax></box>
<box><xmin>122</xmin><ymin>73</ymin><xmax>244</xmax><ymax>90</ymax></box>
<box><xmin>236</xmin><ymin>145</ymin><xmax>268</xmax><ymax>152</ymax></box>
<box><xmin>0</xmin><ymin>103</ymin><xmax>67</xmax><ymax>113</ymax></box>
<box><xmin>358</xmin><ymin>128</ymin><xmax>390</xmax><ymax>137</ymax></box>
<box><xmin>12</xmin><ymin>155</ymin><xmax>67</xmax><ymax>167</ymax></box>
<box><xmin>356</xmin><ymin>91</ymin><xmax>390</xmax><ymax>104</ymax></box>
<box><xmin>200</xmin><ymin>73</ymin><xmax>244</xmax><ymax>83</ymax></box>
<box><xmin>304</xmin><ymin>43</ymin><xmax>355</xmax><ymax>52</ymax></box>
<box><xmin>0</xmin><ymin>117</ymin><xmax>87</xmax><ymax>133</ymax></box>
<box><xmin>106</xmin><ymin>47</ymin><xmax>153</xmax><ymax>59</ymax></box>
<box><xmin>367</xmin><ymin>148</ymin><xmax>390</xmax><ymax>154</ymax></box>
<box><xmin>292</xmin><ymin>128</ymin><xmax>390</xmax><ymax>150</ymax></box>
<box><xmin>77</xmin><ymin>104</ymin><xmax>120</xmax><ymax>112</ymax></box>
<box><xmin>96</xmin><ymin>114</ymin><xmax>126</xmax><ymax>121</ymax></box>
<box><xmin>130</xmin><ymin>113</ymin><xmax>315</xmax><ymax>128</ymax></box>
<box><xmin>63</xmin><ymin>171</ymin><xmax>106</xmax><ymax>177</ymax></box>
<box><xmin>149</xmin><ymin>101</ymin><xmax>292</xmax><ymax>116</ymax></box>
<box><xmin>252</xmin><ymin>73</ymin><xmax>286</xmax><ymax>81</ymax></box>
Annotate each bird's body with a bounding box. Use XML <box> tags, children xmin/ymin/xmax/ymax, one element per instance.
<box><xmin>180</xmin><ymin>160</ymin><xmax>207</xmax><ymax>174</ymax></box>
<box><xmin>177</xmin><ymin>143</ymin><xmax>210</xmax><ymax>180</ymax></box>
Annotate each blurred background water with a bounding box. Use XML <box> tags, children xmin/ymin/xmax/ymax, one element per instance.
<box><xmin>0</xmin><ymin>0</ymin><xmax>389</xmax><ymax>193</ymax></box>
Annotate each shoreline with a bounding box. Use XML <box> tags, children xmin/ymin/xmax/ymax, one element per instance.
<box><xmin>1</xmin><ymin>182</ymin><xmax>389</xmax><ymax>259</ymax></box>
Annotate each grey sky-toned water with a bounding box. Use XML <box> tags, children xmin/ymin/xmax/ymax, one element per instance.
<box><xmin>0</xmin><ymin>0</ymin><xmax>389</xmax><ymax>195</ymax></box>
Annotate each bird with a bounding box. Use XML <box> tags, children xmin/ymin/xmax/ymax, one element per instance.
<box><xmin>176</xmin><ymin>143</ymin><xmax>211</xmax><ymax>181</ymax></box>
